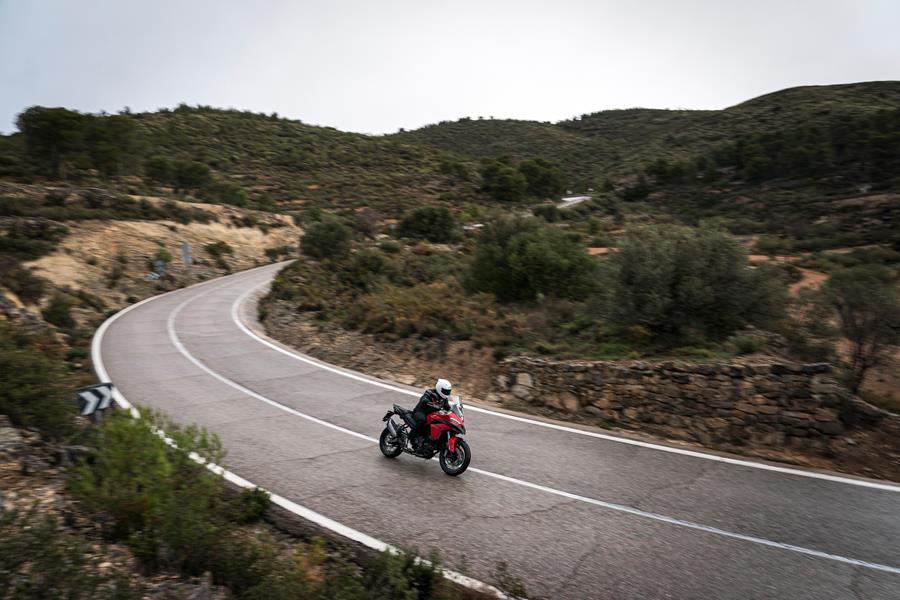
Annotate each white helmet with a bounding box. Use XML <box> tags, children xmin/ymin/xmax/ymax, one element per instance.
<box><xmin>435</xmin><ymin>378</ymin><xmax>452</xmax><ymax>401</ymax></box>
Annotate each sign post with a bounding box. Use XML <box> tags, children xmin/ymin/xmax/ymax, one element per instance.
<box><xmin>181</xmin><ymin>241</ymin><xmax>193</xmax><ymax>267</ymax></box>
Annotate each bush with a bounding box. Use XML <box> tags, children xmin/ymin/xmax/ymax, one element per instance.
<box><xmin>396</xmin><ymin>206</ymin><xmax>457</xmax><ymax>243</ymax></box>
<box><xmin>603</xmin><ymin>225</ymin><xmax>787</xmax><ymax>344</ymax></box>
<box><xmin>0</xmin><ymin>325</ymin><xmax>75</xmax><ymax>439</ymax></box>
<box><xmin>70</xmin><ymin>410</ymin><xmax>228</xmax><ymax>573</ymax></box>
<box><xmin>0</xmin><ymin>507</ymin><xmax>139</xmax><ymax>599</ymax></box>
<box><xmin>340</xmin><ymin>249</ymin><xmax>398</xmax><ymax>292</ymax></box>
<box><xmin>264</xmin><ymin>245</ymin><xmax>294</xmax><ymax>261</ymax></box>
<box><xmin>729</xmin><ymin>334</ymin><xmax>767</xmax><ymax>355</ymax></box>
<box><xmin>532</xmin><ymin>204</ymin><xmax>561</xmax><ymax>222</ymax></box>
<box><xmin>378</xmin><ymin>239</ymin><xmax>402</xmax><ymax>254</ymax></box>
<box><xmin>753</xmin><ymin>235</ymin><xmax>793</xmax><ymax>256</ymax></box>
<box><xmin>466</xmin><ymin>219</ymin><xmax>597</xmax><ymax>302</ymax></box>
<box><xmin>172</xmin><ymin>160</ymin><xmax>213</xmax><ymax>193</ymax></box>
<box><xmin>301</xmin><ymin>218</ymin><xmax>352</xmax><ymax>260</ymax></box>
<box><xmin>204</xmin><ymin>240</ymin><xmax>234</xmax><ymax>257</ymax></box>
<box><xmin>42</xmin><ymin>292</ymin><xmax>76</xmax><ymax>329</ymax></box>
<box><xmin>481</xmin><ymin>161</ymin><xmax>527</xmax><ymax>202</ymax></box>
<box><xmin>201</xmin><ymin>180</ymin><xmax>248</xmax><ymax>206</ymax></box>
<box><xmin>518</xmin><ymin>158</ymin><xmax>566</xmax><ymax>199</ymax></box>
<box><xmin>345</xmin><ymin>282</ymin><xmax>503</xmax><ymax>341</ymax></box>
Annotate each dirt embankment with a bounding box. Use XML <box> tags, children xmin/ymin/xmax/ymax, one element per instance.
<box><xmin>263</xmin><ymin>299</ymin><xmax>497</xmax><ymax>402</ymax></box>
<box><xmin>18</xmin><ymin>197</ymin><xmax>300</xmax><ymax>317</ymax></box>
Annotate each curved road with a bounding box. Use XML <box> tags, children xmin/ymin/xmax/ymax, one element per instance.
<box><xmin>96</xmin><ymin>264</ymin><xmax>900</xmax><ymax>599</ymax></box>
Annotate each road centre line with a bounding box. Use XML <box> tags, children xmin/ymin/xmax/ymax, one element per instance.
<box><xmin>160</xmin><ymin>277</ymin><xmax>900</xmax><ymax>575</ymax></box>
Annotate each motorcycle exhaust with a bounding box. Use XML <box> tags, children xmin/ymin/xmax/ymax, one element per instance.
<box><xmin>387</xmin><ymin>419</ymin><xmax>399</xmax><ymax>437</ymax></box>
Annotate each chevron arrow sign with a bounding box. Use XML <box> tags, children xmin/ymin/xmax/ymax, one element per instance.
<box><xmin>76</xmin><ymin>383</ymin><xmax>116</xmax><ymax>420</ymax></box>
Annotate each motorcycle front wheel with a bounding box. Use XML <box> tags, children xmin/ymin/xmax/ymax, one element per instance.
<box><xmin>379</xmin><ymin>427</ymin><xmax>403</xmax><ymax>458</ymax></box>
<box><xmin>439</xmin><ymin>439</ymin><xmax>471</xmax><ymax>476</ymax></box>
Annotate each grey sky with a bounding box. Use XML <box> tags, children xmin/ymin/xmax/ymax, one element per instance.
<box><xmin>2</xmin><ymin>0</ymin><xmax>898</xmax><ymax>135</ymax></box>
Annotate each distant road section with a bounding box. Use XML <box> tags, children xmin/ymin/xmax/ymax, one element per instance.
<box><xmin>96</xmin><ymin>264</ymin><xmax>900</xmax><ymax>599</ymax></box>
<box><xmin>558</xmin><ymin>195</ymin><xmax>591</xmax><ymax>208</ymax></box>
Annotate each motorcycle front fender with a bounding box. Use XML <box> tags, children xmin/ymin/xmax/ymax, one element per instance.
<box><xmin>448</xmin><ymin>435</ymin><xmax>460</xmax><ymax>453</ymax></box>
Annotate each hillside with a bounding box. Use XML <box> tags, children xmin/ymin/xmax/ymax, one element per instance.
<box><xmin>394</xmin><ymin>81</ymin><xmax>900</xmax><ymax>187</ymax></box>
<box><xmin>0</xmin><ymin>105</ymin><xmax>483</xmax><ymax>220</ymax></box>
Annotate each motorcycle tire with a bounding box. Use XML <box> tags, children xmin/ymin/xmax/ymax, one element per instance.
<box><xmin>439</xmin><ymin>439</ymin><xmax>471</xmax><ymax>476</ymax></box>
<box><xmin>379</xmin><ymin>427</ymin><xmax>403</xmax><ymax>458</ymax></box>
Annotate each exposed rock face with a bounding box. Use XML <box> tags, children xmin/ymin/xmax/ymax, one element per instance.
<box><xmin>493</xmin><ymin>357</ymin><xmax>892</xmax><ymax>450</ymax></box>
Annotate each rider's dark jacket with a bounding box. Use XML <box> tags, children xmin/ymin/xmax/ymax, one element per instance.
<box><xmin>412</xmin><ymin>389</ymin><xmax>446</xmax><ymax>438</ymax></box>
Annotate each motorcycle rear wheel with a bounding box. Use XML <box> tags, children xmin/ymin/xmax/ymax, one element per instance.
<box><xmin>439</xmin><ymin>439</ymin><xmax>471</xmax><ymax>476</ymax></box>
<box><xmin>379</xmin><ymin>427</ymin><xmax>402</xmax><ymax>458</ymax></box>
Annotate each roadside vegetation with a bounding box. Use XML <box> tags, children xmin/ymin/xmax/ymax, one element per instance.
<box><xmin>269</xmin><ymin>214</ymin><xmax>793</xmax><ymax>361</ymax></box>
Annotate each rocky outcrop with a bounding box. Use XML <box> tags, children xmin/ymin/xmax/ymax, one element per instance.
<box><xmin>493</xmin><ymin>357</ymin><xmax>891</xmax><ymax>450</ymax></box>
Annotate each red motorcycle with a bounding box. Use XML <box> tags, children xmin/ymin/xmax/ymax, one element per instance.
<box><xmin>380</xmin><ymin>396</ymin><xmax>471</xmax><ymax>476</ymax></box>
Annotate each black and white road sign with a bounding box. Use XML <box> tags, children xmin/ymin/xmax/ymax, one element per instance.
<box><xmin>76</xmin><ymin>383</ymin><xmax>115</xmax><ymax>419</ymax></box>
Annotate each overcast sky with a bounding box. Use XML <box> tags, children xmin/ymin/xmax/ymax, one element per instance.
<box><xmin>2</xmin><ymin>0</ymin><xmax>898</xmax><ymax>135</ymax></box>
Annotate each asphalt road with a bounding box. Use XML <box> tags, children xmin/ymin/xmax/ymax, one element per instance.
<box><xmin>96</xmin><ymin>264</ymin><xmax>900</xmax><ymax>599</ymax></box>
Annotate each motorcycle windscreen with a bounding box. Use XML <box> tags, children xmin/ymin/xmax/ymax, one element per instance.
<box><xmin>448</xmin><ymin>395</ymin><xmax>464</xmax><ymax>419</ymax></box>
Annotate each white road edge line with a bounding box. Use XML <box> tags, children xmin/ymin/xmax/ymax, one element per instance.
<box><xmin>91</xmin><ymin>268</ymin><xmax>506</xmax><ymax>599</ymax></box>
<box><xmin>232</xmin><ymin>277</ymin><xmax>900</xmax><ymax>494</ymax></box>
<box><xmin>170</xmin><ymin>276</ymin><xmax>900</xmax><ymax>576</ymax></box>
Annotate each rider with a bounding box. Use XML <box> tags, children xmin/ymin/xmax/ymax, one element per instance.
<box><xmin>411</xmin><ymin>378</ymin><xmax>452</xmax><ymax>448</ymax></box>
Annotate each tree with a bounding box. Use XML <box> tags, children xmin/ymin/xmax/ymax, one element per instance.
<box><xmin>396</xmin><ymin>206</ymin><xmax>457</xmax><ymax>242</ymax></box>
<box><xmin>84</xmin><ymin>114</ymin><xmax>142</xmax><ymax>178</ymax></box>
<box><xmin>480</xmin><ymin>161</ymin><xmax>527</xmax><ymax>202</ymax></box>
<box><xmin>144</xmin><ymin>156</ymin><xmax>173</xmax><ymax>185</ymax></box>
<box><xmin>466</xmin><ymin>219</ymin><xmax>596</xmax><ymax>302</ymax></box>
<box><xmin>16</xmin><ymin>107</ymin><xmax>88</xmax><ymax>178</ymax></box>
<box><xmin>301</xmin><ymin>217</ymin><xmax>352</xmax><ymax>260</ymax></box>
<box><xmin>820</xmin><ymin>267</ymin><xmax>900</xmax><ymax>392</ymax></box>
<box><xmin>603</xmin><ymin>225</ymin><xmax>787</xmax><ymax>343</ymax></box>
<box><xmin>518</xmin><ymin>158</ymin><xmax>566</xmax><ymax>199</ymax></box>
<box><xmin>172</xmin><ymin>160</ymin><xmax>212</xmax><ymax>193</ymax></box>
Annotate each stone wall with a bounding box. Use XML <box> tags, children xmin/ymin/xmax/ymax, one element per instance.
<box><xmin>492</xmin><ymin>357</ymin><xmax>889</xmax><ymax>450</ymax></box>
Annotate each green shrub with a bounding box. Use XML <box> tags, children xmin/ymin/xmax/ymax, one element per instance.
<box><xmin>481</xmin><ymin>161</ymin><xmax>527</xmax><ymax>202</ymax></box>
<box><xmin>378</xmin><ymin>239</ymin><xmax>402</xmax><ymax>254</ymax></box>
<box><xmin>396</xmin><ymin>206</ymin><xmax>458</xmax><ymax>243</ymax></box>
<box><xmin>0</xmin><ymin>507</ymin><xmax>140</xmax><ymax>599</ymax></box>
<box><xmin>466</xmin><ymin>218</ymin><xmax>597</xmax><ymax>302</ymax></box>
<box><xmin>518</xmin><ymin>158</ymin><xmax>566</xmax><ymax>199</ymax></box>
<box><xmin>532</xmin><ymin>204</ymin><xmax>561</xmax><ymax>222</ymax></box>
<box><xmin>753</xmin><ymin>235</ymin><xmax>793</xmax><ymax>255</ymax></box>
<box><xmin>70</xmin><ymin>410</ymin><xmax>228</xmax><ymax>572</ymax></box>
<box><xmin>301</xmin><ymin>218</ymin><xmax>352</xmax><ymax>260</ymax></box>
<box><xmin>345</xmin><ymin>282</ymin><xmax>503</xmax><ymax>341</ymax></box>
<box><xmin>729</xmin><ymin>334</ymin><xmax>767</xmax><ymax>355</ymax></box>
<box><xmin>0</xmin><ymin>325</ymin><xmax>75</xmax><ymax>439</ymax></box>
<box><xmin>106</xmin><ymin>262</ymin><xmax>125</xmax><ymax>288</ymax></box>
<box><xmin>265</xmin><ymin>245</ymin><xmax>294</xmax><ymax>261</ymax></box>
<box><xmin>201</xmin><ymin>180</ymin><xmax>248</xmax><ymax>206</ymax></box>
<box><xmin>42</xmin><ymin>292</ymin><xmax>76</xmax><ymax>329</ymax></box>
<box><xmin>204</xmin><ymin>240</ymin><xmax>234</xmax><ymax>257</ymax></box>
<box><xmin>340</xmin><ymin>249</ymin><xmax>398</xmax><ymax>292</ymax></box>
<box><xmin>604</xmin><ymin>225</ymin><xmax>787</xmax><ymax>344</ymax></box>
